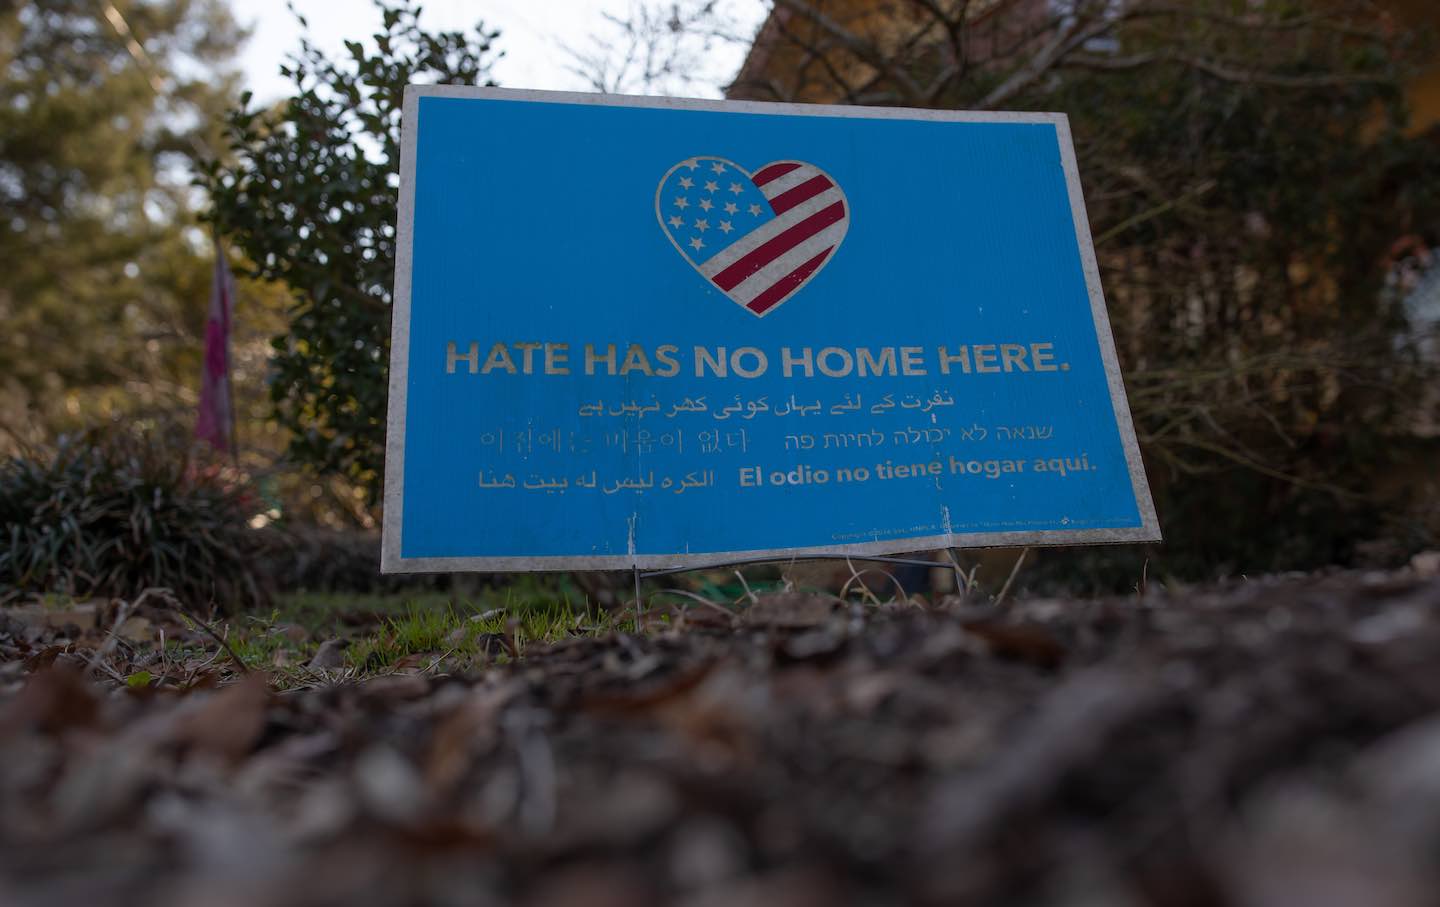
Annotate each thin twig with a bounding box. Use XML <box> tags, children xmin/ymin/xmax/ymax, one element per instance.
<box><xmin>632</xmin><ymin>565</ymin><xmax>643</xmax><ymax>624</ymax></box>
<box><xmin>995</xmin><ymin>548</ymin><xmax>1031</xmax><ymax>608</ymax></box>
<box><xmin>92</xmin><ymin>659</ymin><xmax>127</xmax><ymax>685</ymax></box>
<box><xmin>945</xmin><ymin>548</ymin><xmax>970</xmax><ymax>596</ymax></box>
<box><xmin>425</xmin><ymin>646</ymin><xmax>460</xmax><ymax>673</ymax></box>
<box><xmin>772</xmin><ymin>0</ymin><xmax>926</xmax><ymax>103</ymax></box>
<box><xmin>840</xmin><ymin>567</ymin><xmax>910</xmax><ymax>605</ymax></box>
<box><xmin>653</xmin><ymin>589</ymin><xmax>740</xmax><ymax>623</ymax></box>
<box><xmin>1094</xmin><ymin>180</ymin><xmax>1217</xmax><ymax>245</ymax></box>
<box><xmin>843</xmin><ymin>557</ymin><xmax>883</xmax><ymax>606</ymax></box>
<box><xmin>733</xmin><ymin>569</ymin><xmax>758</xmax><ymax>606</ymax></box>
<box><xmin>85</xmin><ymin>596</ymin><xmax>136</xmax><ymax>678</ymax></box>
<box><xmin>168</xmin><ymin>602</ymin><xmax>251</xmax><ymax>674</ymax></box>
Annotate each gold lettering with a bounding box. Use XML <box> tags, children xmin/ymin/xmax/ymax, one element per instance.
<box><xmin>816</xmin><ymin>346</ymin><xmax>852</xmax><ymax>378</ymax></box>
<box><xmin>731</xmin><ymin>346</ymin><xmax>767</xmax><ymax>378</ymax></box>
<box><xmin>513</xmin><ymin>342</ymin><xmax>541</xmax><ymax>373</ymax></box>
<box><xmin>899</xmin><ymin>346</ymin><xmax>926</xmax><ymax>376</ymax></box>
<box><xmin>972</xmin><ymin>344</ymin><xmax>1000</xmax><ymax>373</ymax></box>
<box><xmin>654</xmin><ymin>345</ymin><xmax>681</xmax><ymax>377</ymax></box>
<box><xmin>1000</xmin><ymin>343</ymin><xmax>1029</xmax><ymax>372</ymax></box>
<box><xmin>619</xmin><ymin>343</ymin><xmax>655</xmax><ymax>376</ymax></box>
<box><xmin>446</xmin><ymin>341</ymin><xmax>479</xmax><ymax>374</ymax></box>
<box><xmin>544</xmin><ymin>343</ymin><xmax>569</xmax><ymax>375</ymax></box>
<box><xmin>585</xmin><ymin>343</ymin><xmax>617</xmax><ymax>376</ymax></box>
<box><xmin>857</xmin><ymin>347</ymin><xmax>896</xmax><ymax>377</ymax></box>
<box><xmin>1031</xmin><ymin>342</ymin><xmax>1058</xmax><ymax>371</ymax></box>
<box><xmin>480</xmin><ymin>342</ymin><xmax>517</xmax><ymax>375</ymax></box>
<box><xmin>694</xmin><ymin>346</ymin><xmax>726</xmax><ymax>377</ymax></box>
<box><xmin>781</xmin><ymin>346</ymin><xmax>814</xmax><ymax>378</ymax></box>
<box><xmin>937</xmin><ymin>345</ymin><xmax>971</xmax><ymax>375</ymax></box>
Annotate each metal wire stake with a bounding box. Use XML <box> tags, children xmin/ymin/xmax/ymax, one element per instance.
<box><xmin>632</xmin><ymin>564</ymin><xmax>642</xmax><ymax>626</ymax></box>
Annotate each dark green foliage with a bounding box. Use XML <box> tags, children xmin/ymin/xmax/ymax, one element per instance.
<box><xmin>1047</xmin><ymin>31</ymin><xmax>1440</xmax><ymax>574</ymax></box>
<box><xmin>203</xmin><ymin>2</ymin><xmax>501</xmax><ymax>501</ymax></box>
<box><xmin>254</xmin><ymin>525</ymin><xmax>483</xmax><ymax>594</ymax></box>
<box><xmin>741</xmin><ymin>0</ymin><xmax>1440</xmax><ymax>576</ymax></box>
<box><xmin>0</xmin><ymin>429</ymin><xmax>269</xmax><ymax>610</ymax></box>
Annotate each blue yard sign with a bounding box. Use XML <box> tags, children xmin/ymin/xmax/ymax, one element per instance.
<box><xmin>382</xmin><ymin>87</ymin><xmax>1160</xmax><ymax>572</ymax></box>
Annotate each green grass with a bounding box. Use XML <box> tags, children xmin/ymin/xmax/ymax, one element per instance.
<box><xmin>4</xmin><ymin>559</ymin><xmax>930</xmax><ymax>697</ymax></box>
<box><xmin>211</xmin><ymin>575</ymin><xmax>641</xmax><ymax>681</ymax></box>
<box><xmin>14</xmin><ymin>567</ymin><xmax>826</xmax><ymax>689</ymax></box>
<box><xmin>344</xmin><ymin>599</ymin><xmax>635</xmax><ymax>671</ymax></box>
<box><xmin>220</xmin><ymin>567</ymin><xmax>851</xmax><ymax>680</ymax></box>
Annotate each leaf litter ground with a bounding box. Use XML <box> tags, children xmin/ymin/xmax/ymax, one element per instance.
<box><xmin>3</xmin><ymin>563</ymin><xmax>1440</xmax><ymax>906</ymax></box>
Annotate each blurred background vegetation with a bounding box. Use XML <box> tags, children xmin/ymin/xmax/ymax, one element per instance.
<box><xmin>2</xmin><ymin>0</ymin><xmax>249</xmax><ymax>437</ymax></box>
<box><xmin>1</xmin><ymin>0</ymin><xmax>1437</xmax><ymax>605</ymax></box>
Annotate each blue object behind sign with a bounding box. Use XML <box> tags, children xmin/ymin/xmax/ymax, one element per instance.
<box><xmin>382</xmin><ymin>87</ymin><xmax>1160</xmax><ymax>572</ymax></box>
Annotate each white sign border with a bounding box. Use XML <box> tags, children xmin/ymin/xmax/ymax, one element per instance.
<box><xmin>381</xmin><ymin>86</ymin><xmax>1161</xmax><ymax>573</ymax></box>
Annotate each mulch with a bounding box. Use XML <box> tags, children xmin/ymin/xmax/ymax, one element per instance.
<box><xmin>3</xmin><ymin>566</ymin><xmax>1440</xmax><ymax>906</ymax></box>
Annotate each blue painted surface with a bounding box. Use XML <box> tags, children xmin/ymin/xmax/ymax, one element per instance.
<box><xmin>657</xmin><ymin>159</ymin><xmax>777</xmax><ymax>267</ymax></box>
<box><xmin>397</xmin><ymin>95</ymin><xmax>1144</xmax><ymax>560</ymax></box>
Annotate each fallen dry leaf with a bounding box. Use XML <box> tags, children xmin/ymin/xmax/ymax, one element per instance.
<box><xmin>170</xmin><ymin>673</ymin><xmax>270</xmax><ymax>763</ymax></box>
<box><xmin>742</xmin><ymin>593</ymin><xmax>838</xmax><ymax>628</ymax></box>
<box><xmin>0</xmin><ymin>570</ymin><xmax>1436</xmax><ymax>907</ymax></box>
<box><xmin>307</xmin><ymin>638</ymin><xmax>348</xmax><ymax>670</ymax></box>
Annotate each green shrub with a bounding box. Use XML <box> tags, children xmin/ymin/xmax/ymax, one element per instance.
<box><xmin>0</xmin><ymin>428</ymin><xmax>270</xmax><ymax>610</ymax></box>
<box><xmin>203</xmin><ymin>1</ymin><xmax>500</xmax><ymax>503</ymax></box>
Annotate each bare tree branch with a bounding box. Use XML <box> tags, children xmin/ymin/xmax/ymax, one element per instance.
<box><xmin>771</xmin><ymin>0</ymin><xmax>927</xmax><ymax>104</ymax></box>
<box><xmin>1063</xmin><ymin>50</ymin><xmax>1397</xmax><ymax>88</ymax></box>
<box><xmin>975</xmin><ymin>8</ymin><xmax>1120</xmax><ymax>109</ymax></box>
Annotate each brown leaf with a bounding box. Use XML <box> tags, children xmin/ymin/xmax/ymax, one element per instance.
<box><xmin>307</xmin><ymin>638</ymin><xmax>348</xmax><ymax>670</ymax></box>
<box><xmin>7</xmin><ymin>603</ymin><xmax>99</xmax><ymax>631</ymax></box>
<box><xmin>0</xmin><ymin>665</ymin><xmax>99</xmax><ymax>735</ymax></box>
<box><xmin>1411</xmin><ymin>550</ymin><xmax>1440</xmax><ymax>577</ymax></box>
<box><xmin>425</xmin><ymin>682</ymin><xmax>520</xmax><ymax>792</ymax></box>
<box><xmin>961</xmin><ymin>619</ymin><xmax>1066</xmax><ymax>669</ymax></box>
<box><xmin>681</xmin><ymin>869</ymin><xmax>847</xmax><ymax>907</ymax></box>
<box><xmin>523</xmin><ymin>863</ymin><xmax>659</xmax><ymax>907</ymax></box>
<box><xmin>171</xmin><ymin>673</ymin><xmax>271</xmax><ymax>763</ymax></box>
<box><xmin>361</xmin><ymin>672</ymin><xmax>431</xmax><ymax>703</ymax></box>
<box><xmin>22</xmin><ymin>643</ymin><xmax>70</xmax><ymax>672</ymax></box>
<box><xmin>779</xmin><ymin>626</ymin><xmax>846</xmax><ymax>661</ymax></box>
<box><xmin>393</xmin><ymin>651</ymin><xmax>441</xmax><ymax>673</ymax></box>
<box><xmin>276</xmin><ymin>623</ymin><xmax>310</xmax><ymax>643</ymax></box>
<box><xmin>116</xmin><ymin>615</ymin><xmax>153</xmax><ymax>643</ymax></box>
<box><xmin>744</xmin><ymin>593</ymin><xmax>838</xmax><ymax>628</ymax></box>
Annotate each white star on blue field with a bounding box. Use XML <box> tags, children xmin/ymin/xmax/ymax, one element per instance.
<box><xmin>660</xmin><ymin>157</ymin><xmax>775</xmax><ymax>266</ymax></box>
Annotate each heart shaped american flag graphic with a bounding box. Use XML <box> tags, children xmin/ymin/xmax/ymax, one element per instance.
<box><xmin>656</xmin><ymin>157</ymin><xmax>849</xmax><ymax>317</ymax></box>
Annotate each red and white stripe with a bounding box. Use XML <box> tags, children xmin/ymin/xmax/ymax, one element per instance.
<box><xmin>701</xmin><ymin>161</ymin><xmax>848</xmax><ymax>316</ymax></box>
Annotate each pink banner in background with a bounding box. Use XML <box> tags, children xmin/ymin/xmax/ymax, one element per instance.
<box><xmin>196</xmin><ymin>237</ymin><xmax>235</xmax><ymax>456</ymax></box>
